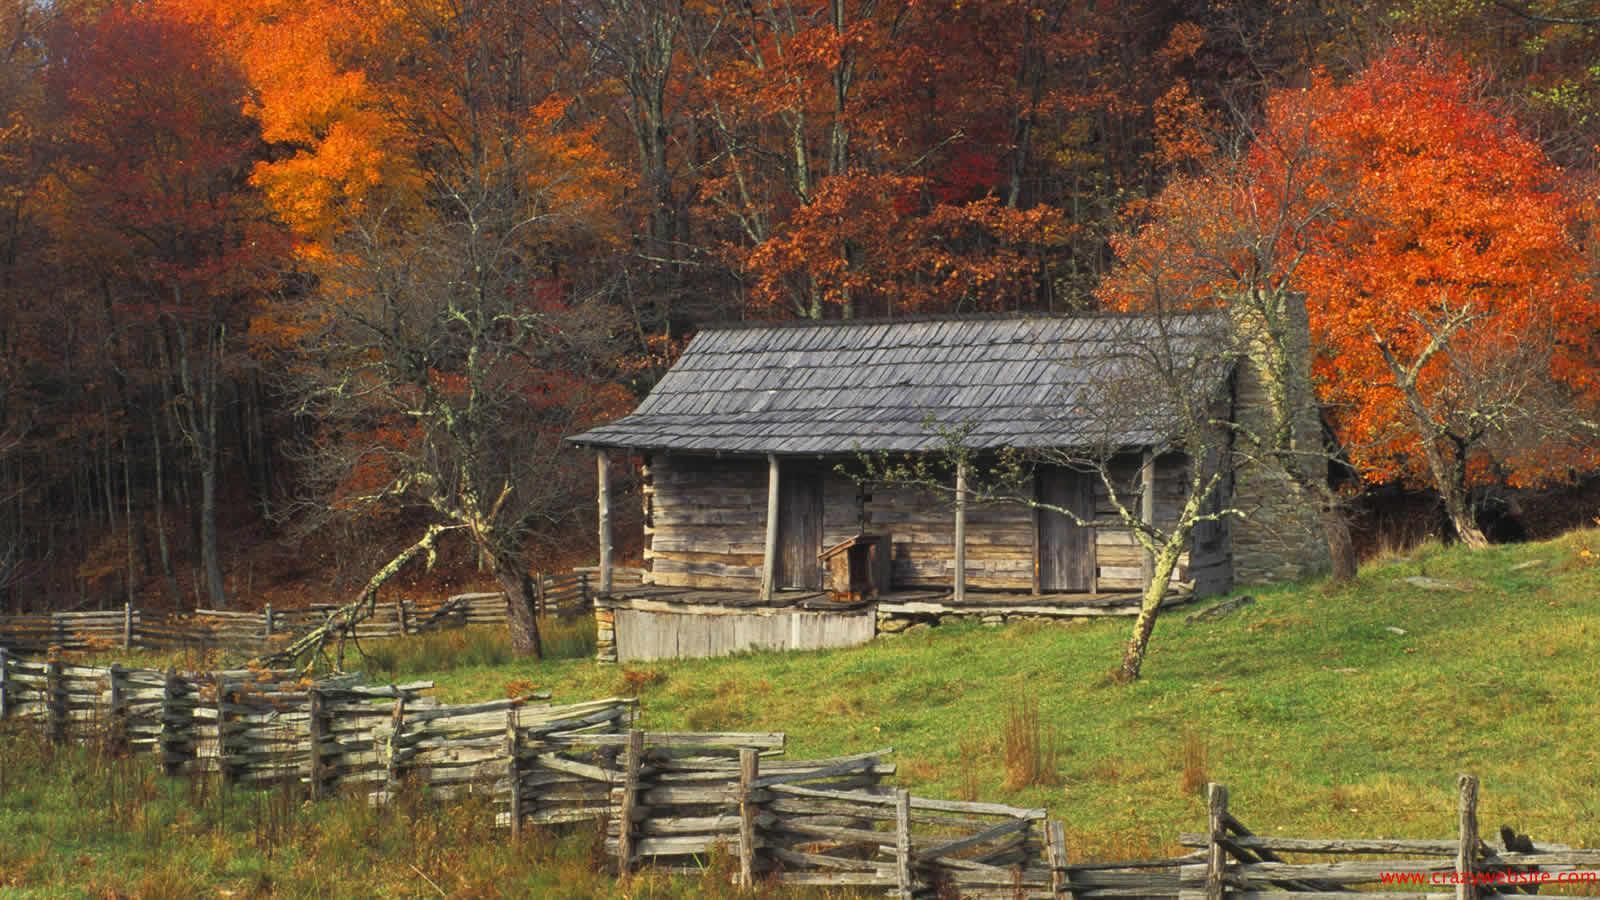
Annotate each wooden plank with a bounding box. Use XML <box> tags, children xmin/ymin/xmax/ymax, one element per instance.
<box><xmin>616</xmin><ymin>729</ymin><xmax>644</xmax><ymax>873</ymax></box>
<box><xmin>954</xmin><ymin>458</ymin><xmax>967</xmax><ymax>603</ymax></box>
<box><xmin>919</xmin><ymin>816</ymin><xmax>1032</xmax><ymax>863</ymax></box>
<box><xmin>1140</xmin><ymin>450</ymin><xmax>1156</xmax><ymax>588</ymax></box>
<box><xmin>45</xmin><ymin>659</ymin><xmax>64</xmax><ymax>743</ymax></box>
<box><xmin>895</xmin><ymin>788</ymin><xmax>914</xmax><ymax>899</ymax></box>
<box><xmin>1206</xmin><ymin>783</ymin><xmax>1227</xmax><ymax>900</ymax></box>
<box><xmin>506</xmin><ymin>706</ymin><xmax>522</xmax><ymax>839</ymax></box>
<box><xmin>1177</xmin><ymin>835</ymin><xmax>1476</xmax><ymax>856</ymax></box>
<box><xmin>1458</xmin><ymin>774</ymin><xmax>1478</xmax><ymax>900</ymax></box>
<box><xmin>308</xmin><ymin>687</ymin><xmax>325</xmax><ymax>800</ymax></box>
<box><xmin>1046</xmin><ymin>819</ymin><xmax>1074</xmax><ymax>899</ymax></box>
<box><xmin>761</xmin><ymin>454</ymin><xmax>780</xmax><ymax>602</ymax></box>
<box><xmin>739</xmin><ymin>747</ymin><xmax>758</xmax><ymax>887</ymax></box>
<box><xmin>598</xmin><ymin>448</ymin><xmax>613</xmax><ymax>598</ymax></box>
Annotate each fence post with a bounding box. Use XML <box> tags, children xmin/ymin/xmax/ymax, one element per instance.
<box><xmin>395</xmin><ymin>600</ymin><xmax>408</xmax><ymax>636</ymax></box>
<box><xmin>385</xmin><ymin>694</ymin><xmax>407</xmax><ymax>800</ymax></box>
<box><xmin>107</xmin><ymin>664</ymin><xmax>126</xmax><ymax>753</ymax></box>
<box><xmin>45</xmin><ymin>658</ymin><xmax>65</xmax><ymax>743</ymax></box>
<box><xmin>160</xmin><ymin>668</ymin><xmax>189</xmax><ymax>776</ymax></box>
<box><xmin>1205</xmin><ymin>783</ymin><xmax>1229</xmax><ymax>900</ymax></box>
<box><xmin>534</xmin><ymin>574</ymin><xmax>546</xmax><ymax>618</ymax></box>
<box><xmin>122</xmin><ymin>602</ymin><xmax>133</xmax><ymax>650</ymax></box>
<box><xmin>616</xmin><ymin>729</ymin><xmax>644</xmax><ymax>874</ymax></box>
<box><xmin>894</xmin><ymin>788</ymin><xmax>914</xmax><ymax>899</ymax></box>
<box><xmin>738</xmin><ymin>747</ymin><xmax>760</xmax><ymax>887</ymax></box>
<box><xmin>216</xmin><ymin>681</ymin><xmax>235</xmax><ymax>787</ymax></box>
<box><xmin>581</xmin><ymin>573</ymin><xmax>592</xmax><ymax>610</ymax></box>
<box><xmin>1046</xmin><ymin>819</ymin><xmax>1073</xmax><ymax>899</ymax></box>
<box><xmin>506</xmin><ymin>704</ymin><xmax>523</xmax><ymax>840</ymax></box>
<box><xmin>264</xmin><ymin>604</ymin><xmax>274</xmax><ymax>639</ymax></box>
<box><xmin>0</xmin><ymin>646</ymin><xmax>9</xmax><ymax>721</ymax></box>
<box><xmin>307</xmin><ymin>686</ymin><xmax>325</xmax><ymax>800</ymax></box>
<box><xmin>1458</xmin><ymin>774</ymin><xmax>1479</xmax><ymax>900</ymax></box>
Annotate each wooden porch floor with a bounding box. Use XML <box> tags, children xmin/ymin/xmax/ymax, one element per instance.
<box><xmin>602</xmin><ymin>584</ymin><xmax>1195</xmax><ymax>617</ymax></box>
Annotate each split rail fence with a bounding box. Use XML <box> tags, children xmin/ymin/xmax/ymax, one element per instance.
<box><xmin>3</xmin><ymin>651</ymin><xmax>1596</xmax><ymax>897</ymax></box>
<box><xmin>0</xmin><ymin>571</ymin><xmax>603</xmax><ymax>656</ymax></box>
<box><xmin>1175</xmin><ymin>777</ymin><xmax>1600</xmax><ymax>900</ymax></box>
<box><xmin>0</xmin><ymin>651</ymin><xmax>1192</xmax><ymax>896</ymax></box>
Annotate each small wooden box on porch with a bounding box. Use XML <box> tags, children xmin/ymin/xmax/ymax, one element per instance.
<box><xmin>819</xmin><ymin>534</ymin><xmax>892</xmax><ymax>602</ymax></box>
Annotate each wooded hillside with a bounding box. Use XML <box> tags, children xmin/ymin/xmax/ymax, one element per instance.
<box><xmin>0</xmin><ymin>0</ymin><xmax>1596</xmax><ymax>614</ymax></box>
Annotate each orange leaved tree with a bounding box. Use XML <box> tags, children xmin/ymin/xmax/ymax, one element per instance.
<box><xmin>1105</xmin><ymin>42</ymin><xmax>1599</xmax><ymax>553</ymax></box>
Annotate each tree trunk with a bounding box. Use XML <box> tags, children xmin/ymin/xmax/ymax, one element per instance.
<box><xmin>1442</xmin><ymin>486</ymin><xmax>1489</xmax><ymax>549</ymax></box>
<box><xmin>1118</xmin><ymin>543</ymin><xmax>1183</xmax><ymax>682</ymax></box>
<box><xmin>150</xmin><ymin>406</ymin><xmax>182</xmax><ymax>606</ymax></box>
<box><xmin>485</xmin><ymin>540</ymin><xmax>543</xmax><ymax>659</ymax></box>
<box><xmin>200</xmin><ymin>448</ymin><xmax>227</xmax><ymax>608</ymax></box>
<box><xmin>1321</xmin><ymin>501</ymin><xmax>1358</xmax><ymax>582</ymax></box>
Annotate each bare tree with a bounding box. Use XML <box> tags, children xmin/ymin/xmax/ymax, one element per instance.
<box><xmin>1372</xmin><ymin>301</ymin><xmax>1598</xmax><ymax>548</ymax></box>
<box><xmin>856</xmin><ymin>311</ymin><xmax>1246</xmax><ymax>682</ymax></box>
<box><xmin>284</xmin><ymin>177</ymin><xmax>623</xmax><ymax>662</ymax></box>
<box><xmin>1101</xmin><ymin>105</ymin><xmax>1361</xmax><ymax>580</ymax></box>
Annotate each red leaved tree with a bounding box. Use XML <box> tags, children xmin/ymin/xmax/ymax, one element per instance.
<box><xmin>1104</xmin><ymin>41</ymin><xmax>1600</xmax><ymax>554</ymax></box>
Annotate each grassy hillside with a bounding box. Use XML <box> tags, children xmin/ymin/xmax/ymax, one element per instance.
<box><xmin>4</xmin><ymin>528</ymin><xmax>1599</xmax><ymax>895</ymax></box>
<box><xmin>398</xmin><ymin>527</ymin><xmax>1600</xmax><ymax>856</ymax></box>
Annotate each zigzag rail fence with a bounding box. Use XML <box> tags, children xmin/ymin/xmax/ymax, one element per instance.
<box><xmin>1</xmin><ymin>651</ymin><xmax>1596</xmax><ymax>896</ymax></box>
<box><xmin>0</xmin><ymin>568</ymin><xmax>637</xmax><ymax>657</ymax></box>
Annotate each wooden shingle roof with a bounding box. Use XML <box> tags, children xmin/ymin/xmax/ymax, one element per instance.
<box><xmin>569</xmin><ymin>313</ymin><xmax>1230</xmax><ymax>455</ymax></box>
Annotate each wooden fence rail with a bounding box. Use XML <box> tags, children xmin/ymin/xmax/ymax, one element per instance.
<box><xmin>0</xmin><ymin>569</ymin><xmax>614</xmax><ymax>657</ymax></box>
<box><xmin>1176</xmin><ymin>777</ymin><xmax>1600</xmax><ymax>900</ymax></box>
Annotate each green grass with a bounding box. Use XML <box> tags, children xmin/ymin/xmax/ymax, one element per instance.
<box><xmin>0</xmin><ymin>731</ymin><xmax>785</xmax><ymax>898</ymax></box>
<box><xmin>395</xmin><ymin>528</ymin><xmax>1600</xmax><ymax>858</ymax></box>
<box><xmin>7</xmin><ymin>527</ymin><xmax>1600</xmax><ymax>893</ymax></box>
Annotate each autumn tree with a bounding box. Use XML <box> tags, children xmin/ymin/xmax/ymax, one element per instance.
<box><xmin>225</xmin><ymin>0</ymin><xmax>632</xmax><ymax>657</ymax></box>
<box><xmin>1100</xmin><ymin>98</ymin><xmax>1359</xmax><ymax>579</ymax></box>
<box><xmin>1107</xmin><ymin>42</ymin><xmax>1599</xmax><ymax>552</ymax></box>
<box><xmin>38</xmin><ymin>1</ymin><xmax>281</xmax><ymax>608</ymax></box>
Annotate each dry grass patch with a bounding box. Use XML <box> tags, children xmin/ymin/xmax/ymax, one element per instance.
<box><xmin>1001</xmin><ymin>694</ymin><xmax>1061</xmax><ymax>791</ymax></box>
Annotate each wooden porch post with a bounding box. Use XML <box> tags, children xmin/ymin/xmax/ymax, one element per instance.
<box><xmin>597</xmin><ymin>449</ymin><xmax>613</xmax><ymax>597</ymax></box>
<box><xmin>954</xmin><ymin>458</ymin><xmax>968</xmax><ymax>602</ymax></box>
<box><xmin>1139</xmin><ymin>450</ymin><xmax>1155</xmax><ymax>589</ymax></box>
<box><xmin>761</xmin><ymin>454</ymin><xmax>780</xmax><ymax>602</ymax></box>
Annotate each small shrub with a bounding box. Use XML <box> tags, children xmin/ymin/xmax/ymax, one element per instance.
<box><xmin>1179</xmin><ymin>728</ymin><xmax>1209</xmax><ymax>795</ymax></box>
<box><xmin>685</xmin><ymin>696</ymin><xmax>746</xmax><ymax>732</ymax></box>
<box><xmin>1000</xmin><ymin>694</ymin><xmax>1061</xmax><ymax>791</ymax></box>
<box><xmin>956</xmin><ymin>737</ymin><xmax>985</xmax><ymax>801</ymax></box>
<box><xmin>618</xmin><ymin>667</ymin><xmax>667</xmax><ymax>695</ymax></box>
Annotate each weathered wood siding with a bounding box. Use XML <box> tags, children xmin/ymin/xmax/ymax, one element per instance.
<box><xmin>643</xmin><ymin>455</ymin><xmax>768</xmax><ymax>588</ymax></box>
<box><xmin>859</xmin><ymin>482</ymin><xmax>1035</xmax><ymax>590</ymax></box>
<box><xmin>1091</xmin><ymin>452</ymin><xmax>1230</xmax><ymax>594</ymax></box>
<box><xmin>613</xmin><ymin>606</ymin><xmax>876</xmax><ymax>662</ymax></box>
<box><xmin>644</xmin><ymin>452</ymin><xmax>1231</xmax><ymax>596</ymax></box>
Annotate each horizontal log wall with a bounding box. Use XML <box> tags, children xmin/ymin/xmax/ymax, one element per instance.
<box><xmin>863</xmin><ymin>479</ymin><xmax>1035</xmax><ymax>590</ymax></box>
<box><xmin>643</xmin><ymin>455</ymin><xmax>769</xmax><ymax>589</ymax></box>
<box><xmin>645</xmin><ymin>451</ymin><xmax>1232</xmax><ymax>596</ymax></box>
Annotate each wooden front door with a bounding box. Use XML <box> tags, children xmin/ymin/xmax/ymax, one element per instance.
<box><xmin>777</xmin><ymin>465</ymin><xmax>824</xmax><ymax>590</ymax></box>
<box><xmin>1037</xmin><ymin>466</ymin><xmax>1094</xmax><ymax>592</ymax></box>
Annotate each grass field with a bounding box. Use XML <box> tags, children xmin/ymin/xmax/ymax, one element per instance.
<box><xmin>4</xmin><ymin>527</ymin><xmax>1599</xmax><ymax>895</ymax></box>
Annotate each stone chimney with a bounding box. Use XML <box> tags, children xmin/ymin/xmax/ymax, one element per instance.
<box><xmin>1228</xmin><ymin>289</ymin><xmax>1332</xmax><ymax>584</ymax></box>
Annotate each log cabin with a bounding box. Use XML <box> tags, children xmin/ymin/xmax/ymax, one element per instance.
<box><xmin>569</xmin><ymin>313</ymin><xmax>1329</xmax><ymax>662</ymax></box>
